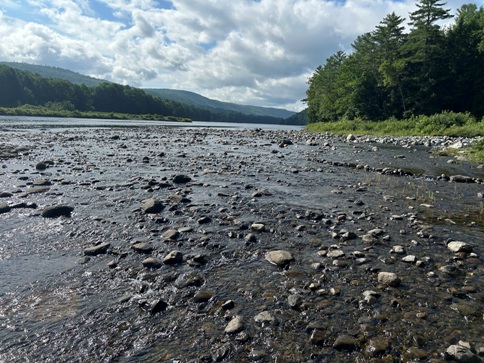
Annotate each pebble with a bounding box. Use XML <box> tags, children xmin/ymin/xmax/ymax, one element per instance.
<box><xmin>378</xmin><ymin>272</ymin><xmax>401</xmax><ymax>287</ymax></box>
<box><xmin>254</xmin><ymin>311</ymin><xmax>276</xmax><ymax>324</ymax></box>
<box><xmin>142</xmin><ymin>257</ymin><xmax>163</xmax><ymax>269</ymax></box>
<box><xmin>41</xmin><ymin>205</ymin><xmax>74</xmax><ymax>218</ymax></box>
<box><xmin>131</xmin><ymin>242</ymin><xmax>154</xmax><ymax>254</ymax></box>
<box><xmin>332</xmin><ymin>335</ymin><xmax>359</xmax><ymax>351</ymax></box>
<box><xmin>448</xmin><ymin>241</ymin><xmax>473</xmax><ymax>253</ymax></box>
<box><xmin>265</xmin><ymin>250</ymin><xmax>294</xmax><ymax>266</ymax></box>
<box><xmin>142</xmin><ymin>198</ymin><xmax>164</xmax><ymax>214</ymax></box>
<box><xmin>225</xmin><ymin>316</ymin><xmax>244</xmax><ymax>334</ymax></box>
<box><xmin>0</xmin><ymin>203</ymin><xmax>11</xmax><ymax>214</ymax></box>
<box><xmin>163</xmin><ymin>250</ymin><xmax>183</xmax><ymax>264</ymax></box>
<box><xmin>83</xmin><ymin>242</ymin><xmax>110</xmax><ymax>256</ymax></box>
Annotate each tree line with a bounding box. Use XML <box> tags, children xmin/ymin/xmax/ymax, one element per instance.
<box><xmin>0</xmin><ymin>64</ymin><xmax>287</xmax><ymax>124</ymax></box>
<box><xmin>305</xmin><ymin>1</ymin><xmax>484</xmax><ymax>123</ymax></box>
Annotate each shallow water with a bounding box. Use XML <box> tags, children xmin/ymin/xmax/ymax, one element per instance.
<box><xmin>0</xmin><ymin>118</ymin><xmax>483</xmax><ymax>362</ymax></box>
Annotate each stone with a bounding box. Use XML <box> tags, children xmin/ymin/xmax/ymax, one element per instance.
<box><xmin>142</xmin><ymin>257</ymin><xmax>163</xmax><ymax>269</ymax></box>
<box><xmin>288</xmin><ymin>294</ymin><xmax>302</xmax><ymax>309</ymax></box>
<box><xmin>41</xmin><ymin>205</ymin><xmax>74</xmax><ymax>218</ymax></box>
<box><xmin>173</xmin><ymin>174</ymin><xmax>192</xmax><ymax>184</ymax></box>
<box><xmin>193</xmin><ymin>290</ymin><xmax>213</xmax><ymax>303</ymax></box>
<box><xmin>265</xmin><ymin>250</ymin><xmax>294</xmax><ymax>266</ymax></box>
<box><xmin>333</xmin><ymin>335</ymin><xmax>359</xmax><ymax>351</ymax></box>
<box><xmin>0</xmin><ymin>203</ymin><xmax>11</xmax><ymax>214</ymax></box>
<box><xmin>347</xmin><ymin>134</ymin><xmax>356</xmax><ymax>142</ymax></box>
<box><xmin>251</xmin><ymin>223</ymin><xmax>266</xmax><ymax>232</ymax></box>
<box><xmin>84</xmin><ymin>242</ymin><xmax>110</xmax><ymax>256</ymax></box>
<box><xmin>0</xmin><ymin>192</ymin><xmax>13</xmax><ymax>198</ymax></box>
<box><xmin>225</xmin><ymin>316</ymin><xmax>244</xmax><ymax>334</ymax></box>
<box><xmin>327</xmin><ymin>249</ymin><xmax>345</xmax><ymax>258</ymax></box>
<box><xmin>142</xmin><ymin>198</ymin><xmax>164</xmax><ymax>214</ymax></box>
<box><xmin>448</xmin><ymin>241</ymin><xmax>473</xmax><ymax>253</ymax></box>
<box><xmin>163</xmin><ymin>229</ymin><xmax>180</xmax><ymax>240</ymax></box>
<box><xmin>450</xmin><ymin>175</ymin><xmax>474</xmax><ymax>183</ymax></box>
<box><xmin>131</xmin><ymin>242</ymin><xmax>153</xmax><ymax>254</ymax></box>
<box><xmin>163</xmin><ymin>250</ymin><xmax>183</xmax><ymax>264</ymax></box>
<box><xmin>35</xmin><ymin>162</ymin><xmax>47</xmax><ymax>170</ymax></box>
<box><xmin>445</xmin><ymin>345</ymin><xmax>482</xmax><ymax>363</ymax></box>
<box><xmin>310</xmin><ymin>330</ymin><xmax>327</xmax><ymax>346</ymax></box>
<box><xmin>365</xmin><ymin>337</ymin><xmax>389</xmax><ymax>356</ymax></box>
<box><xmin>401</xmin><ymin>255</ymin><xmax>417</xmax><ymax>263</ymax></box>
<box><xmin>145</xmin><ymin>299</ymin><xmax>168</xmax><ymax>315</ymax></box>
<box><xmin>390</xmin><ymin>245</ymin><xmax>405</xmax><ymax>254</ymax></box>
<box><xmin>254</xmin><ymin>311</ymin><xmax>276</xmax><ymax>324</ymax></box>
<box><xmin>174</xmin><ymin>273</ymin><xmax>204</xmax><ymax>288</ymax></box>
<box><xmin>378</xmin><ymin>272</ymin><xmax>401</xmax><ymax>287</ymax></box>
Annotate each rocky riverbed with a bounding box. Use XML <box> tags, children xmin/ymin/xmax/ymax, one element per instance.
<box><xmin>0</xmin><ymin>124</ymin><xmax>483</xmax><ymax>362</ymax></box>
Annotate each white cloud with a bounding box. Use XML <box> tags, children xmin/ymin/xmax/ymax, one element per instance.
<box><xmin>0</xmin><ymin>0</ymin><xmax>479</xmax><ymax>111</ymax></box>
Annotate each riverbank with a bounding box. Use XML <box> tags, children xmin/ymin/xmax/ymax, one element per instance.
<box><xmin>0</xmin><ymin>126</ymin><xmax>483</xmax><ymax>362</ymax></box>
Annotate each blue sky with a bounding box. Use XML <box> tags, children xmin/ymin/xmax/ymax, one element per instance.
<box><xmin>0</xmin><ymin>0</ymin><xmax>481</xmax><ymax>111</ymax></box>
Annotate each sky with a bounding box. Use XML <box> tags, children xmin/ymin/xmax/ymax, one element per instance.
<box><xmin>0</xmin><ymin>0</ymin><xmax>481</xmax><ymax>111</ymax></box>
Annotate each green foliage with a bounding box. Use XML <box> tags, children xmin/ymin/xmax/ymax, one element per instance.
<box><xmin>306</xmin><ymin>1</ymin><xmax>484</xmax><ymax>123</ymax></box>
<box><xmin>306</xmin><ymin>111</ymin><xmax>484</xmax><ymax>138</ymax></box>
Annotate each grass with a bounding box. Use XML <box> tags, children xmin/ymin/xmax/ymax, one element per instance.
<box><xmin>306</xmin><ymin>111</ymin><xmax>484</xmax><ymax>163</ymax></box>
<box><xmin>0</xmin><ymin>105</ymin><xmax>192</xmax><ymax>123</ymax></box>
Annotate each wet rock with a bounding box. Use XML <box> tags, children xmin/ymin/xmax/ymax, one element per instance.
<box><xmin>378</xmin><ymin>272</ymin><xmax>401</xmax><ymax>287</ymax></box>
<box><xmin>402</xmin><ymin>255</ymin><xmax>417</xmax><ymax>263</ymax></box>
<box><xmin>310</xmin><ymin>330</ymin><xmax>327</xmax><ymax>346</ymax></box>
<box><xmin>142</xmin><ymin>257</ymin><xmax>163</xmax><ymax>269</ymax></box>
<box><xmin>287</xmin><ymin>294</ymin><xmax>302</xmax><ymax>309</ymax></box>
<box><xmin>174</xmin><ymin>273</ymin><xmax>204</xmax><ymax>288</ymax></box>
<box><xmin>327</xmin><ymin>249</ymin><xmax>345</xmax><ymax>258</ymax></box>
<box><xmin>41</xmin><ymin>205</ymin><xmax>74</xmax><ymax>218</ymax></box>
<box><xmin>450</xmin><ymin>175</ymin><xmax>474</xmax><ymax>183</ymax></box>
<box><xmin>446</xmin><ymin>345</ymin><xmax>481</xmax><ymax>363</ymax></box>
<box><xmin>250</xmin><ymin>223</ymin><xmax>266</xmax><ymax>232</ymax></box>
<box><xmin>143</xmin><ymin>299</ymin><xmax>168</xmax><ymax>315</ymax></box>
<box><xmin>163</xmin><ymin>250</ymin><xmax>183</xmax><ymax>264</ymax></box>
<box><xmin>84</xmin><ymin>242</ymin><xmax>110</xmax><ymax>256</ymax></box>
<box><xmin>254</xmin><ymin>311</ymin><xmax>276</xmax><ymax>324</ymax></box>
<box><xmin>448</xmin><ymin>241</ymin><xmax>473</xmax><ymax>253</ymax></box>
<box><xmin>193</xmin><ymin>290</ymin><xmax>213</xmax><ymax>303</ymax></box>
<box><xmin>173</xmin><ymin>174</ymin><xmax>192</xmax><ymax>184</ymax></box>
<box><xmin>333</xmin><ymin>335</ymin><xmax>359</xmax><ymax>351</ymax></box>
<box><xmin>0</xmin><ymin>192</ymin><xmax>13</xmax><ymax>198</ymax></box>
<box><xmin>35</xmin><ymin>162</ymin><xmax>47</xmax><ymax>170</ymax></box>
<box><xmin>365</xmin><ymin>337</ymin><xmax>389</xmax><ymax>356</ymax></box>
<box><xmin>131</xmin><ymin>242</ymin><xmax>154</xmax><ymax>254</ymax></box>
<box><xmin>403</xmin><ymin>347</ymin><xmax>430</xmax><ymax>361</ymax></box>
<box><xmin>225</xmin><ymin>316</ymin><xmax>244</xmax><ymax>334</ymax></box>
<box><xmin>163</xmin><ymin>229</ymin><xmax>180</xmax><ymax>240</ymax></box>
<box><xmin>0</xmin><ymin>203</ymin><xmax>11</xmax><ymax>214</ymax></box>
<box><xmin>142</xmin><ymin>198</ymin><xmax>164</xmax><ymax>214</ymax></box>
<box><xmin>222</xmin><ymin>300</ymin><xmax>235</xmax><ymax>310</ymax></box>
<box><xmin>265</xmin><ymin>250</ymin><xmax>294</xmax><ymax>267</ymax></box>
<box><xmin>197</xmin><ymin>216</ymin><xmax>212</xmax><ymax>224</ymax></box>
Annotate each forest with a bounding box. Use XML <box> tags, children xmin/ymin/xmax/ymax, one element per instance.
<box><xmin>0</xmin><ymin>65</ymin><xmax>288</xmax><ymax>124</ymax></box>
<box><xmin>305</xmin><ymin>1</ymin><xmax>484</xmax><ymax>123</ymax></box>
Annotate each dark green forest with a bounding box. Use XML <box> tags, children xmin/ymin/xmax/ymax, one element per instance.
<box><xmin>306</xmin><ymin>1</ymin><xmax>484</xmax><ymax>123</ymax></box>
<box><xmin>0</xmin><ymin>65</ymin><xmax>292</xmax><ymax>124</ymax></box>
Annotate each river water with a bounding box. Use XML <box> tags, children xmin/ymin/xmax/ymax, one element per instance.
<box><xmin>0</xmin><ymin>116</ymin><xmax>482</xmax><ymax>362</ymax></box>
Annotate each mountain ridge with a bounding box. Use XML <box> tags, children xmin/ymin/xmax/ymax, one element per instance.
<box><xmin>1</xmin><ymin>61</ymin><xmax>296</xmax><ymax>120</ymax></box>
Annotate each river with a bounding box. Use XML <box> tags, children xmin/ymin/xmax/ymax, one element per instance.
<box><xmin>0</xmin><ymin>116</ymin><xmax>482</xmax><ymax>362</ymax></box>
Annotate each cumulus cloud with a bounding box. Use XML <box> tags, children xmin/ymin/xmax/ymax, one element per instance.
<box><xmin>0</xmin><ymin>0</ymin><xmax>476</xmax><ymax>111</ymax></box>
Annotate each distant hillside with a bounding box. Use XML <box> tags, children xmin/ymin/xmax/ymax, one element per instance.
<box><xmin>283</xmin><ymin>108</ymin><xmax>308</xmax><ymax>125</ymax></box>
<box><xmin>0</xmin><ymin>62</ymin><xmax>106</xmax><ymax>87</ymax></box>
<box><xmin>144</xmin><ymin>88</ymin><xmax>295</xmax><ymax>119</ymax></box>
<box><xmin>0</xmin><ymin>62</ymin><xmax>300</xmax><ymax>124</ymax></box>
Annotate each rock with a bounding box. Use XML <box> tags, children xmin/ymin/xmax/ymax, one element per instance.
<box><xmin>365</xmin><ymin>337</ymin><xmax>389</xmax><ymax>356</ymax></box>
<box><xmin>193</xmin><ymin>290</ymin><xmax>213</xmax><ymax>303</ymax></box>
<box><xmin>197</xmin><ymin>216</ymin><xmax>212</xmax><ymax>224</ymax></box>
<box><xmin>174</xmin><ymin>273</ymin><xmax>204</xmax><ymax>288</ymax></box>
<box><xmin>142</xmin><ymin>257</ymin><xmax>163</xmax><ymax>269</ymax></box>
<box><xmin>0</xmin><ymin>192</ymin><xmax>13</xmax><ymax>198</ymax></box>
<box><xmin>41</xmin><ymin>205</ymin><xmax>74</xmax><ymax>218</ymax></box>
<box><xmin>0</xmin><ymin>203</ymin><xmax>11</xmax><ymax>214</ymax></box>
<box><xmin>254</xmin><ymin>311</ymin><xmax>276</xmax><ymax>324</ymax></box>
<box><xmin>390</xmin><ymin>245</ymin><xmax>405</xmax><ymax>254</ymax></box>
<box><xmin>84</xmin><ymin>242</ymin><xmax>110</xmax><ymax>256</ymax></box>
<box><xmin>448</xmin><ymin>241</ymin><xmax>473</xmax><ymax>253</ymax></box>
<box><xmin>163</xmin><ymin>229</ymin><xmax>180</xmax><ymax>240</ymax></box>
<box><xmin>142</xmin><ymin>198</ymin><xmax>164</xmax><ymax>214</ymax></box>
<box><xmin>310</xmin><ymin>330</ymin><xmax>327</xmax><ymax>346</ymax></box>
<box><xmin>327</xmin><ymin>249</ymin><xmax>345</xmax><ymax>258</ymax></box>
<box><xmin>163</xmin><ymin>250</ymin><xmax>183</xmax><ymax>264</ymax></box>
<box><xmin>225</xmin><ymin>316</ymin><xmax>244</xmax><ymax>334</ymax></box>
<box><xmin>265</xmin><ymin>250</ymin><xmax>294</xmax><ymax>267</ymax></box>
<box><xmin>333</xmin><ymin>335</ymin><xmax>359</xmax><ymax>351</ymax></box>
<box><xmin>222</xmin><ymin>300</ymin><xmax>235</xmax><ymax>310</ymax></box>
<box><xmin>173</xmin><ymin>174</ymin><xmax>192</xmax><ymax>184</ymax></box>
<box><xmin>450</xmin><ymin>175</ymin><xmax>474</xmax><ymax>183</ymax></box>
<box><xmin>378</xmin><ymin>272</ymin><xmax>401</xmax><ymax>287</ymax></box>
<box><xmin>287</xmin><ymin>294</ymin><xmax>302</xmax><ymax>309</ymax></box>
<box><xmin>131</xmin><ymin>242</ymin><xmax>154</xmax><ymax>254</ymax></box>
<box><xmin>35</xmin><ymin>162</ymin><xmax>47</xmax><ymax>170</ymax></box>
<box><xmin>402</xmin><ymin>255</ymin><xmax>417</xmax><ymax>263</ymax></box>
<box><xmin>347</xmin><ymin>134</ymin><xmax>356</xmax><ymax>142</ymax></box>
<box><xmin>144</xmin><ymin>299</ymin><xmax>168</xmax><ymax>315</ymax></box>
<box><xmin>445</xmin><ymin>345</ymin><xmax>481</xmax><ymax>363</ymax></box>
<box><xmin>250</xmin><ymin>223</ymin><xmax>266</xmax><ymax>232</ymax></box>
